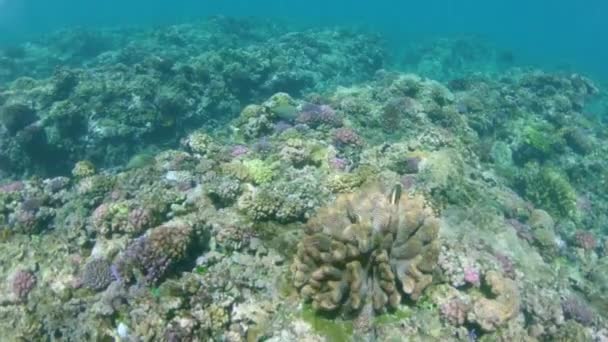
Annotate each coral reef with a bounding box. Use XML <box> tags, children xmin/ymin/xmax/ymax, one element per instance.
<box><xmin>81</xmin><ymin>258</ymin><xmax>114</xmax><ymax>291</ymax></box>
<box><xmin>11</xmin><ymin>269</ymin><xmax>37</xmax><ymax>301</ymax></box>
<box><xmin>114</xmin><ymin>218</ymin><xmax>197</xmax><ymax>284</ymax></box>
<box><xmin>469</xmin><ymin>270</ymin><xmax>520</xmax><ymax>332</ymax></box>
<box><xmin>0</xmin><ymin>18</ymin><xmax>383</xmax><ymax>178</ymax></box>
<box><xmin>292</xmin><ymin>183</ymin><xmax>440</xmax><ymax>315</ymax></box>
<box><xmin>0</xmin><ymin>15</ymin><xmax>607</xmax><ymax>342</ymax></box>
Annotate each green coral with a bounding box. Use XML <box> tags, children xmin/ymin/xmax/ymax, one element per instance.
<box><xmin>518</xmin><ymin>122</ymin><xmax>565</xmax><ymax>161</ymax></box>
<box><xmin>184</xmin><ymin>130</ymin><xmax>214</xmax><ymax>155</ymax></box>
<box><xmin>301</xmin><ymin>304</ymin><xmax>354</xmax><ymax>342</ymax></box>
<box><xmin>221</xmin><ymin>159</ymin><xmax>278</xmax><ymax>185</ymax></box>
<box><xmin>242</xmin><ymin>159</ymin><xmax>277</xmax><ymax>185</ymax></box>
<box><xmin>552</xmin><ymin>320</ymin><xmax>591</xmax><ymax>342</ymax></box>
<box><xmin>240</xmin><ymin>104</ymin><xmax>268</xmax><ymax>119</ymax></box>
<box><xmin>518</xmin><ymin>163</ymin><xmax>577</xmax><ymax>219</ymax></box>
<box><xmin>326</xmin><ymin>166</ymin><xmax>376</xmax><ymax>193</ymax></box>
<box><xmin>71</xmin><ymin>160</ymin><xmax>96</xmax><ymax>178</ymax></box>
<box><xmin>263</xmin><ymin>92</ymin><xmax>298</xmax><ymax>120</ymax></box>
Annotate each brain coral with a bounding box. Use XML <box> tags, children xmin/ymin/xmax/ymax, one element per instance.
<box><xmin>291</xmin><ymin>183</ymin><xmax>440</xmax><ymax>314</ymax></box>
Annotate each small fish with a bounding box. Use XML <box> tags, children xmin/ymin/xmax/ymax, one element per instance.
<box><xmin>390</xmin><ymin>183</ymin><xmax>402</xmax><ymax>205</ymax></box>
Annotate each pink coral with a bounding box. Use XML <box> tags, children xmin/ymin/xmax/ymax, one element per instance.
<box><xmin>12</xmin><ymin>270</ymin><xmax>36</xmax><ymax>300</ymax></box>
<box><xmin>296</xmin><ymin>103</ymin><xmax>342</xmax><ymax>127</ymax></box>
<box><xmin>230</xmin><ymin>145</ymin><xmax>249</xmax><ymax>158</ymax></box>
<box><xmin>329</xmin><ymin>157</ymin><xmax>348</xmax><ymax>171</ymax></box>
<box><xmin>574</xmin><ymin>230</ymin><xmax>597</xmax><ymax>251</ymax></box>
<box><xmin>0</xmin><ymin>181</ymin><xmax>24</xmax><ymax>193</ymax></box>
<box><xmin>440</xmin><ymin>298</ymin><xmax>470</xmax><ymax>326</ymax></box>
<box><xmin>332</xmin><ymin>127</ymin><xmax>363</xmax><ymax>146</ymax></box>
<box><xmin>91</xmin><ymin>203</ymin><xmax>111</xmax><ymax>229</ymax></box>
<box><xmin>464</xmin><ymin>266</ymin><xmax>481</xmax><ymax>287</ymax></box>
<box><xmin>494</xmin><ymin>252</ymin><xmax>516</xmax><ymax>279</ymax></box>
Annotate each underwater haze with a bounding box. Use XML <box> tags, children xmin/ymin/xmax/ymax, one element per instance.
<box><xmin>1</xmin><ymin>0</ymin><xmax>607</xmax><ymax>79</ymax></box>
<box><xmin>1</xmin><ymin>0</ymin><xmax>608</xmax><ymax>341</ymax></box>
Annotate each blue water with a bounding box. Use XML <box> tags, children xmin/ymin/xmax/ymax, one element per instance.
<box><xmin>1</xmin><ymin>0</ymin><xmax>607</xmax><ymax>81</ymax></box>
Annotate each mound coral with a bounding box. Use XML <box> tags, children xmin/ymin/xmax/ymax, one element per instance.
<box><xmin>114</xmin><ymin>219</ymin><xmax>195</xmax><ymax>284</ymax></box>
<box><xmin>296</xmin><ymin>103</ymin><xmax>342</xmax><ymax>128</ymax></box>
<box><xmin>291</xmin><ymin>183</ymin><xmax>440</xmax><ymax>315</ymax></box>
<box><xmin>469</xmin><ymin>270</ymin><xmax>520</xmax><ymax>332</ymax></box>
<box><xmin>11</xmin><ymin>269</ymin><xmax>37</xmax><ymax>301</ymax></box>
<box><xmin>81</xmin><ymin>258</ymin><xmax>114</xmax><ymax>291</ymax></box>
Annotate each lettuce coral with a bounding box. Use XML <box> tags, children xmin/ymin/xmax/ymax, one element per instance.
<box><xmin>291</xmin><ymin>183</ymin><xmax>440</xmax><ymax>316</ymax></box>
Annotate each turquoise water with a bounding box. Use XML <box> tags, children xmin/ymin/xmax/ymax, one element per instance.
<box><xmin>1</xmin><ymin>0</ymin><xmax>607</xmax><ymax>79</ymax></box>
<box><xmin>1</xmin><ymin>2</ymin><xmax>608</xmax><ymax>341</ymax></box>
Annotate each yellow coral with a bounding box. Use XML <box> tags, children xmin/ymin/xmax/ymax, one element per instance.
<box><xmin>469</xmin><ymin>271</ymin><xmax>520</xmax><ymax>332</ymax></box>
<box><xmin>72</xmin><ymin>160</ymin><xmax>96</xmax><ymax>178</ymax></box>
<box><xmin>242</xmin><ymin>159</ymin><xmax>276</xmax><ymax>185</ymax></box>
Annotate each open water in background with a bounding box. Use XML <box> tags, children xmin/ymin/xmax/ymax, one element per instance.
<box><xmin>0</xmin><ymin>0</ymin><xmax>607</xmax><ymax>81</ymax></box>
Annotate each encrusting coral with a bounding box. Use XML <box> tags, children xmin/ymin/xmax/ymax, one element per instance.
<box><xmin>469</xmin><ymin>270</ymin><xmax>520</xmax><ymax>332</ymax></box>
<box><xmin>291</xmin><ymin>182</ymin><xmax>440</xmax><ymax>315</ymax></box>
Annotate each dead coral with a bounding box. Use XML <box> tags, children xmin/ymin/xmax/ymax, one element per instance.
<box><xmin>291</xmin><ymin>183</ymin><xmax>440</xmax><ymax>315</ymax></box>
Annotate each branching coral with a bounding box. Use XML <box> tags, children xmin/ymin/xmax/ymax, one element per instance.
<box><xmin>291</xmin><ymin>183</ymin><xmax>440</xmax><ymax>315</ymax></box>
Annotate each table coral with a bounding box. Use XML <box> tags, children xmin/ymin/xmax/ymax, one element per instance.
<box><xmin>291</xmin><ymin>183</ymin><xmax>440</xmax><ymax>315</ymax></box>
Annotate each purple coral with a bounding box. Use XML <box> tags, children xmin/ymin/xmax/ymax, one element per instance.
<box><xmin>11</xmin><ymin>270</ymin><xmax>36</xmax><ymax>300</ymax></box>
<box><xmin>494</xmin><ymin>252</ymin><xmax>516</xmax><ymax>279</ymax></box>
<box><xmin>400</xmin><ymin>174</ymin><xmax>417</xmax><ymax>190</ymax></box>
<box><xmin>0</xmin><ymin>181</ymin><xmax>24</xmax><ymax>193</ymax></box>
<box><xmin>296</xmin><ymin>103</ymin><xmax>342</xmax><ymax>127</ymax></box>
<box><xmin>253</xmin><ymin>137</ymin><xmax>272</xmax><ymax>155</ymax></box>
<box><xmin>506</xmin><ymin>218</ymin><xmax>534</xmax><ymax>243</ymax></box>
<box><xmin>273</xmin><ymin>120</ymin><xmax>293</xmax><ymax>134</ymax></box>
<box><xmin>329</xmin><ymin>157</ymin><xmax>348</xmax><ymax>171</ymax></box>
<box><xmin>404</xmin><ymin>156</ymin><xmax>421</xmax><ymax>173</ymax></box>
<box><xmin>440</xmin><ymin>298</ymin><xmax>469</xmax><ymax>326</ymax></box>
<box><xmin>230</xmin><ymin>145</ymin><xmax>249</xmax><ymax>158</ymax></box>
<box><xmin>113</xmin><ymin>221</ymin><xmax>193</xmax><ymax>284</ymax></box>
<box><xmin>573</xmin><ymin>230</ymin><xmax>597</xmax><ymax>251</ymax></box>
<box><xmin>114</xmin><ymin>236</ymin><xmax>170</xmax><ymax>284</ymax></box>
<box><xmin>562</xmin><ymin>295</ymin><xmax>595</xmax><ymax>326</ymax></box>
<box><xmin>332</xmin><ymin>127</ymin><xmax>363</xmax><ymax>147</ymax></box>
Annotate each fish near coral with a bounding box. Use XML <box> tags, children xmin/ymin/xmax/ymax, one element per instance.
<box><xmin>292</xmin><ymin>183</ymin><xmax>440</xmax><ymax>316</ymax></box>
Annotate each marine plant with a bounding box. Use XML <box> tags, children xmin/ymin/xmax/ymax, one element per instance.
<box><xmin>291</xmin><ymin>183</ymin><xmax>440</xmax><ymax>317</ymax></box>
